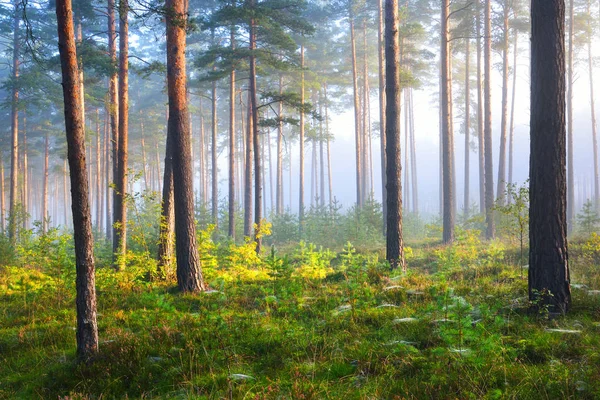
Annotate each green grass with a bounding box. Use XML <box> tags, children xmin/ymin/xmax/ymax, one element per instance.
<box><xmin>1</xmin><ymin>241</ymin><xmax>600</xmax><ymax>399</ymax></box>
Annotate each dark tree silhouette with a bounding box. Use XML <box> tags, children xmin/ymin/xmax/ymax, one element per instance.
<box><xmin>529</xmin><ymin>0</ymin><xmax>571</xmax><ymax>313</ymax></box>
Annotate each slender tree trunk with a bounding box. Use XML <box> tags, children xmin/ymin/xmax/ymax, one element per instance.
<box><xmin>484</xmin><ymin>0</ymin><xmax>495</xmax><ymax>239</ymax></box>
<box><xmin>42</xmin><ymin>132</ymin><xmax>49</xmax><ymax>233</ymax></box>
<box><xmin>587</xmin><ymin>0</ymin><xmax>600</xmax><ymax>209</ymax></box>
<box><xmin>325</xmin><ymin>84</ymin><xmax>333</xmax><ymax>209</ymax></box>
<box><xmin>476</xmin><ymin>0</ymin><xmax>485</xmax><ymax>214</ymax></box>
<box><xmin>378</xmin><ymin>0</ymin><xmax>387</xmax><ymax>233</ymax></box>
<box><xmin>249</xmin><ymin>11</ymin><xmax>262</xmax><ymax>252</ymax></box>
<box><xmin>105</xmin><ymin>106</ymin><xmax>111</xmax><ymax>239</ymax></box>
<box><xmin>299</xmin><ymin>43</ymin><xmax>306</xmax><ymax>230</ymax></box>
<box><xmin>212</xmin><ymin>76</ymin><xmax>218</xmax><ymax>226</ymax></box>
<box><xmin>267</xmin><ymin>121</ymin><xmax>274</xmax><ymax>213</ymax></box>
<box><xmin>497</xmin><ymin>2</ymin><xmax>510</xmax><ymax>205</ymax></box>
<box><xmin>8</xmin><ymin>0</ymin><xmax>19</xmax><ymax>241</ymax></box>
<box><xmin>404</xmin><ymin>90</ymin><xmax>410</xmax><ymax>211</ymax></box>
<box><xmin>567</xmin><ymin>0</ymin><xmax>574</xmax><ymax>232</ymax></box>
<box><xmin>319</xmin><ymin>92</ymin><xmax>325</xmax><ymax>207</ymax></box>
<box><xmin>441</xmin><ymin>0</ymin><xmax>454</xmax><ymax>244</ymax></box>
<box><xmin>228</xmin><ymin>22</ymin><xmax>236</xmax><ymax>238</ymax></box>
<box><xmin>22</xmin><ymin>119</ymin><xmax>28</xmax><ymax>230</ymax></box>
<box><xmin>463</xmin><ymin>39</ymin><xmax>470</xmax><ymax>217</ymax></box>
<box><xmin>529</xmin><ymin>0</ymin><xmax>570</xmax><ymax>313</ymax></box>
<box><xmin>409</xmin><ymin>89</ymin><xmax>418</xmax><ymax>215</ymax></box>
<box><xmin>113</xmin><ymin>0</ymin><xmax>129</xmax><ymax>266</ymax></box>
<box><xmin>95</xmin><ymin>109</ymin><xmax>101</xmax><ymax>228</ymax></box>
<box><xmin>350</xmin><ymin>13</ymin><xmax>363</xmax><ymax>207</ymax></box>
<box><xmin>166</xmin><ymin>0</ymin><xmax>206</xmax><ymax>292</ymax></box>
<box><xmin>55</xmin><ymin>0</ymin><xmax>99</xmax><ymax>359</ymax></box>
<box><xmin>63</xmin><ymin>160</ymin><xmax>68</xmax><ymax>227</ymax></box>
<box><xmin>108</xmin><ymin>0</ymin><xmax>118</xmax><ymax>241</ymax></box>
<box><xmin>362</xmin><ymin>20</ymin><xmax>370</xmax><ymax>203</ymax></box>
<box><xmin>199</xmin><ymin>98</ymin><xmax>206</xmax><ymax>205</ymax></box>
<box><xmin>276</xmin><ymin>75</ymin><xmax>284</xmax><ymax>215</ymax></box>
<box><xmin>0</xmin><ymin>155</ymin><xmax>4</xmax><ymax>233</ymax></box>
<box><xmin>385</xmin><ymin>0</ymin><xmax>405</xmax><ymax>271</ymax></box>
<box><xmin>140</xmin><ymin>114</ymin><xmax>149</xmax><ymax>191</ymax></box>
<box><xmin>244</xmin><ymin>90</ymin><xmax>253</xmax><ymax>237</ymax></box>
<box><xmin>508</xmin><ymin>30</ymin><xmax>518</xmax><ymax>192</ymax></box>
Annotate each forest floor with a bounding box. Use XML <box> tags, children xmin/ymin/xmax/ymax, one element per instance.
<box><xmin>2</xmin><ymin>236</ymin><xmax>600</xmax><ymax>399</ymax></box>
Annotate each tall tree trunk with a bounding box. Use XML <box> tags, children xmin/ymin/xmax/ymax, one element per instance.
<box><xmin>22</xmin><ymin>119</ymin><xmax>28</xmax><ymax>230</ymax></box>
<box><xmin>567</xmin><ymin>0</ymin><xmax>574</xmax><ymax>232</ymax></box>
<box><xmin>299</xmin><ymin>43</ymin><xmax>305</xmax><ymax>230</ymax></box>
<box><xmin>199</xmin><ymin>98</ymin><xmax>206</xmax><ymax>205</ymax></box>
<box><xmin>42</xmin><ymin>132</ymin><xmax>49</xmax><ymax>233</ymax></box>
<box><xmin>276</xmin><ymin>75</ymin><xmax>284</xmax><ymax>215</ymax></box>
<box><xmin>63</xmin><ymin>159</ymin><xmax>68</xmax><ymax>227</ymax></box>
<box><xmin>476</xmin><ymin>0</ymin><xmax>485</xmax><ymax>214</ymax></box>
<box><xmin>362</xmin><ymin>20</ymin><xmax>369</xmax><ymax>203</ymax></box>
<box><xmin>378</xmin><ymin>0</ymin><xmax>387</xmax><ymax>234</ymax></box>
<box><xmin>267</xmin><ymin>120</ymin><xmax>274</xmax><ymax>213</ymax></box>
<box><xmin>508</xmin><ymin>30</ymin><xmax>518</xmax><ymax>192</ymax></box>
<box><xmin>140</xmin><ymin>113</ymin><xmax>149</xmax><ymax>191</ymax></box>
<box><xmin>385</xmin><ymin>0</ymin><xmax>405</xmax><ymax>271</ymax></box>
<box><xmin>8</xmin><ymin>0</ymin><xmax>19</xmax><ymax>241</ymax></box>
<box><xmin>249</xmin><ymin>11</ymin><xmax>262</xmax><ymax>252</ymax></box>
<box><xmin>350</xmin><ymin>12</ymin><xmax>363</xmax><ymax>208</ymax></box>
<box><xmin>166</xmin><ymin>0</ymin><xmax>206</xmax><ymax>292</ymax></box>
<box><xmin>587</xmin><ymin>0</ymin><xmax>600</xmax><ymax>209</ymax></box>
<box><xmin>108</xmin><ymin>0</ymin><xmax>118</xmax><ymax>241</ymax></box>
<box><xmin>325</xmin><ymin>84</ymin><xmax>333</xmax><ymax>209</ymax></box>
<box><xmin>464</xmin><ymin>39</ymin><xmax>471</xmax><ymax>218</ymax></box>
<box><xmin>319</xmin><ymin>92</ymin><xmax>325</xmax><ymax>207</ymax></box>
<box><xmin>243</xmin><ymin>90</ymin><xmax>253</xmax><ymax>237</ymax></box>
<box><xmin>228</xmin><ymin>22</ymin><xmax>236</xmax><ymax>238</ymax></box>
<box><xmin>441</xmin><ymin>0</ymin><xmax>454</xmax><ymax>244</ymax></box>
<box><xmin>113</xmin><ymin>0</ymin><xmax>129</xmax><ymax>267</ymax></box>
<box><xmin>0</xmin><ymin>155</ymin><xmax>5</xmax><ymax>233</ymax></box>
<box><xmin>497</xmin><ymin>2</ymin><xmax>509</xmax><ymax>205</ymax></box>
<box><xmin>95</xmin><ymin>109</ymin><xmax>101</xmax><ymax>227</ymax></box>
<box><xmin>484</xmin><ymin>0</ymin><xmax>495</xmax><ymax>239</ymax></box>
<box><xmin>409</xmin><ymin>89</ymin><xmax>418</xmax><ymax>215</ymax></box>
<box><xmin>404</xmin><ymin>90</ymin><xmax>410</xmax><ymax>211</ymax></box>
<box><xmin>529</xmin><ymin>0</ymin><xmax>570</xmax><ymax>313</ymax></box>
<box><xmin>212</xmin><ymin>77</ymin><xmax>218</xmax><ymax>227</ymax></box>
<box><xmin>55</xmin><ymin>0</ymin><xmax>99</xmax><ymax>359</ymax></box>
<box><xmin>105</xmin><ymin>107</ymin><xmax>111</xmax><ymax>239</ymax></box>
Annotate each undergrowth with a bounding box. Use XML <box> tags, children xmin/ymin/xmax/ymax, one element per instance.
<box><xmin>1</xmin><ymin>229</ymin><xmax>600</xmax><ymax>399</ymax></box>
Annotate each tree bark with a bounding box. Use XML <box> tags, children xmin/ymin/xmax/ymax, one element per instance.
<box><xmin>385</xmin><ymin>0</ymin><xmax>405</xmax><ymax>271</ymax></box>
<box><xmin>464</xmin><ymin>38</ymin><xmax>470</xmax><ymax>218</ymax></box>
<box><xmin>378</xmin><ymin>0</ymin><xmax>387</xmax><ymax>233</ymax></box>
<box><xmin>55</xmin><ymin>0</ymin><xmax>99</xmax><ymax>359</ymax></box>
<box><xmin>441</xmin><ymin>0</ymin><xmax>454</xmax><ymax>244</ymax></box>
<box><xmin>497</xmin><ymin>2</ymin><xmax>509</xmax><ymax>205</ymax></box>
<box><xmin>228</xmin><ymin>23</ymin><xmax>236</xmax><ymax>238</ymax></box>
<box><xmin>42</xmin><ymin>132</ymin><xmax>49</xmax><ymax>233</ymax></box>
<box><xmin>108</xmin><ymin>0</ymin><xmax>117</xmax><ymax>242</ymax></box>
<box><xmin>508</xmin><ymin>29</ymin><xmax>518</xmax><ymax>193</ymax></box>
<box><xmin>212</xmin><ymin>77</ymin><xmax>218</xmax><ymax>227</ymax></box>
<box><xmin>276</xmin><ymin>75</ymin><xmax>284</xmax><ymax>215</ymax></box>
<box><xmin>299</xmin><ymin>43</ymin><xmax>305</xmax><ymax>229</ymax></box>
<box><xmin>8</xmin><ymin>0</ymin><xmax>19</xmax><ymax>241</ymax></box>
<box><xmin>529</xmin><ymin>0</ymin><xmax>570</xmax><ymax>313</ymax></box>
<box><xmin>484</xmin><ymin>0</ymin><xmax>495</xmax><ymax>239</ymax></box>
<box><xmin>113</xmin><ymin>0</ymin><xmax>129</xmax><ymax>266</ymax></box>
<box><xmin>567</xmin><ymin>0</ymin><xmax>574</xmax><ymax>232</ymax></box>
<box><xmin>166</xmin><ymin>0</ymin><xmax>206</xmax><ymax>292</ymax></box>
<box><xmin>476</xmin><ymin>0</ymin><xmax>485</xmax><ymax>214</ymax></box>
<box><xmin>249</xmin><ymin>11</ymin><xmax>262</xmax><ymax>252</ymax></box>
<box><xmin>587</xmin><ymin>0</ymin><xmax>599</xmax><ymax>209</ymax></box>
<box><xmin>350</xmin><ymin>11</ymin><xmax>363</xmax><ymax>208</ymax></box>
<box><xmin>243</xmin><ymin>90</ymin><xmax>253</xmax><ymax>237</ymax></box>
<box><xmin>409</xmin><ymin>89</ymin><xmax>418</xmax><ymax>215</ymax></box>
